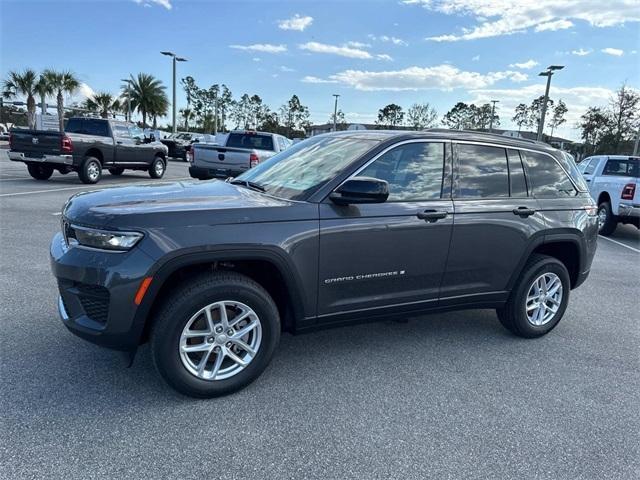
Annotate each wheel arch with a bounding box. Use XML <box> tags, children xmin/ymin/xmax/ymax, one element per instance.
<box><xmin>132</xmin><ymin>249</ymin><xmax>307</xmax><ymax>347</ymax></box>
<box><xmin>84</xmin><ymin>148</ymin><xmax>104</xmax><ymax>164</ymax></box>
<box><xmin>597</xmin><ymin>191</ymin><xmax>611</xmax><ymax>205</ymax></box>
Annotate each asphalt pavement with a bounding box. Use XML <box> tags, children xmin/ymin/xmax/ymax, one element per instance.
<box><xmin>1</xmin><ymin>148</ymin><xmax>638</xmax><ymax>479</ymax></box>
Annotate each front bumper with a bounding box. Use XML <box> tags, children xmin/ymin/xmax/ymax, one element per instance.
<box><xmin>51</xmin><ymin>232</ymin><xmax>156</xmax><ymax>351</ymax></box>
<box><xmin>9</xmin><ymin>151</ymin><xmax>73</xmax><ymax>165</ymax></box>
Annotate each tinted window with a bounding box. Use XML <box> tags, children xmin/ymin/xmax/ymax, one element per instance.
<box><xmin>558</xmin><ymin>151</ymin><xmax>589</xmax><ymax>191</ymax></box>
<box><xmin>523</xmin><ymin>152</ymin><xmax>577</xmax><ymax>197</ymax></box>
<box><xmin>578</xmin><ymin>158</ymin><xmax>594</xmax><ymax>174</ymax></box>
<box><xmin>84</xmin><ymin>119</ymin><xmax>109</xmax><ymax>137</ymax></box>
<box><xmin>456</xmin><ymin>144</ymin><xmax>509</xmax><ymax>198</ymax></box>
<box><xmin>65</xmin><ymin>118</ymin><xmax>83</xmax><ymax>133</ymax></box>
<box><xmin>603</xmin><ymin>158</ymin><xmax>639</xmax><ymax>178</ymax></box>
<box><xmin>226</xmin><ymin>133</ymin><xmax>274</xmax><ymax>151</ymax></box>
<box><xmin>359</xmin><ymin>142</ymin><xmax>444</xmax><ymax>201</ymax></box>
<box><xmin>277</xmin><ymin>136</ymin><xmax>287</xmax><ymax>151</ymax></box>
<box><xmin>113</xmin><ymin>125</ymin><xmax>130</xmax><ymax>138</ymax></box>
<box><xmin>507</xmin><ymin>149</ymin><xmax>528</xmax><ymax>197</ymax></box>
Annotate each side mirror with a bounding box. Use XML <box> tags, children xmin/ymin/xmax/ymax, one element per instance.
<box><xmin>329</xmin><ymin>177</ymin><xmax>389</xmax><ymax>205</ymax></box>
<box><xmin>148</xmin><ymin>134</ymin><xmax>156</xmax><ymax>142</ymax></box>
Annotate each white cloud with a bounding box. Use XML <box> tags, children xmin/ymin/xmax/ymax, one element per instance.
<box><xmin>301</xmin><ymin>76</ymin><xmax>338</xmax><ymax>84</ymax></box>
<box><xmin>318</xmin><ymin>64</ymin><xmax>528</xmax><ymax>91</ymax></box>
<box><xmin>534</xmin><ymin>19</ymin><xmax>574</xmax><ymax>31</ymax></box>
<box><xmin>509</xmin><ymin>59</ymin><xmax>539</xmax><ymax>69</ymax></box>
<box><xmin>571</xmin><ymin>48</ymin><xmax>592</xmax><ymax>56</ymax></box>
<box><xmin>299</xmin><ymin>42</ymin><xmax>372</xmax><ymax>59</ymax></box>
<box><xmin>368</xmin><ymin>34</ymin><xmax>408</xmax><ymax>46</ymax></box>
<box><xmin>345</xmin><ymin>41</ymin><xmax>371</xmax><ymax>48</ymax></box>
<box><xmin>602</xmin><ymin>47</ymin><xmax>624</xmax><ymax>56</ymax></box>
<box><xmin>408</xmin><ymin>0</ymin><xmax>640</xmax><ymax>41</ymax></box>
<box><xmin>78</xmin><ymin>83</ymin><xmax>95</xmax><ymax>100</ymax></box>
<box><xmin>376</xmin><ymin>54</ymin><xmax>394</xmax><ymax>61</ymax></box>
<box><xmin>278</xmin><ymin>14</ymin><xmax>313</xmax><ymax>31</ymax></box>
<box><xmin>132</xmin><ymin>0</ymin><xmax>172</xmax><ymax>10</ymax></box>
<box><xmin>467</xmin><ymin>83</ymin><xmax>615</xmax><ymax>139</ymax></box>
<box><xmin>229</xmin><ymin>43</ymin><xmax>287</xmax><ymax>54</ymax></box>
<box><xmin>280</xmin><ymin>66</ymin><xmax>295</xmax><ymax>72</ymax></box>
<box><xmin>472</xmin><ymin>55</ymin><xmax>480</xmax><ymax>61</ymax></box>
<box><xmin>252</xmin><ymin>57</ymin><xmax>261</xmax><ymax>62</ymax></box>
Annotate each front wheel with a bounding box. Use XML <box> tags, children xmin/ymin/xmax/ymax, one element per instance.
<box><xmin>497</xmin><ymin>254</ymin><xmax>570</xmax><ymax>338</ymax></box>
<box><xmin>149</xmin><ymin>156</ymin><xmax>166</xmax><ymax>179</ymax></box>
<box><xmin>78</xmin><ymin>157</ymin><xmax>102</xmax><ymax>184</ymax></box>
<box><xmin>27</xmin><ymin>164</ymin><xmax>53</xmax><ymax>180</ymax></box>
<box><xmin>597</xmin><ymin>201</ymin><xmax>617</xmax><ymax>236</ymax></box>
<box><xmin>151</xmin><ymin>272</ymin><xmax>280</xmax><ymax>398</ymax></box>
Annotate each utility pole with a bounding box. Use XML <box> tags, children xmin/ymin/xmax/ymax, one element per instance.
<box><xmin>489</xmin><ymin>100</ymin><xmax>499</xmax><ymax>132</ymax></box>
<box><xmin>120</xmin><ymin>78</ymin><xmax>132</xmax><ymax>122</ymax></box>
<box><xmin>161</xmin><ymin>51</ymin><xmax>187</xmax><ymax>134</ymax></box>
<box><xmin>332</xmin><ymin>94</ymin><xmax>340</xmax><ymax>132</ymax></box>
<box><xmin>536</xmin><ymin>65</ymin><xmax>564</xmax><ymax>141</ymax></box>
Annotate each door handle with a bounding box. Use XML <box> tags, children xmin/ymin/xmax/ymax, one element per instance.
<box><xmin>417</xmin><ymin>210</ymin><xmax>448</xmax><ymax>222</ymax></box>
<box><xmin>585</xmin><ymin>178</ymin><xmax>591</xmax><ymax>182</ymax></box>
<box><xmin>513</xmin><ymin>206</ymin><xmax>536</xmax><ymax>217</ymax></box>
<box><xmin>116</xmin><ymin>141</ymin><xmax>123</xmax><ymax>145</ymax></box>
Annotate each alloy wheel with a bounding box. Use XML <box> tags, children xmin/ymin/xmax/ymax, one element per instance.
<box><xmin>525</xmin><ymin>273</ymin><xmax>563</xmax><ymax>326</ymax></box>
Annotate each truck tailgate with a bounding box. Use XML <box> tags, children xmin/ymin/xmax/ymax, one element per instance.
<box><xmin>193</xmin><ymin>145</ymin><xmax>253</xmax><ymax>171</ymax></box>
<box><xmin>10</xmin><ymin>130</ymin><xmax>62</xmax><ymax>156</ymax></box>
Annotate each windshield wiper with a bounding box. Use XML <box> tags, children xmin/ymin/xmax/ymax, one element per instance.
<box><xmin>229</xmin><ymin>179</ymin><xmax>266</xmax><ymax>192</ymax></box>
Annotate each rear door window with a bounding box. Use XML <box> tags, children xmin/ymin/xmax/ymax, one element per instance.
<box><xmin>522</xmin><ymin>151</ymin><xmax>577</xmax><ymax>197</ymax></box>
<box><xmin>84</xmin><ymin>119</ymin><xmax>109</xmax><ymax>137</ymax></box>
<box><xmin>65</xmin><ymin>118</ymin><xmax>83</xmax><ymax>133</ymax></box>
<box><xmin>226</xmin><ymin>133</ymin><xmax>275</xmax><ymax>151</ymax></box>
<box><xmin>603</xmin><ymin>158</ymin><xmax>639</xmax><ymax>178</ymax></box>
<box><xmin>455</xmin><ymin>144</ymin><xmax>509</xmax><ymax>198</ymax></box>
<box><xmin>507</xmin><ymin>149</ymin><xmax>528</xmax><ymax>197</ymax></box>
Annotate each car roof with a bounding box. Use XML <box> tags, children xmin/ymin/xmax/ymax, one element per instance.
<box><xmin>318</xmin><ymin>128</ymin><xmax>558</xmax><ymax>153</ymax></box>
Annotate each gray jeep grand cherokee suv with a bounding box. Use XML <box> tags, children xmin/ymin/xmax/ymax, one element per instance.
<box><xmin>52</xmin><ymin>130</ymin><xmax>597</xmax><ymax>397</ymax></box>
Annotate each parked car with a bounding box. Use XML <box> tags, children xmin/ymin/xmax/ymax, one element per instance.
<box><xmin>161</xmin><ymin>132</ymin><xmax>208</xmax><ymax>161</ymax></box>
<box><xmin>577</xmin><ymin>155</ymin><xmax>639</xmax><ymax>235</ymax></box>
<box><xmin>8</xmin><ymin>118</ymin><xmax>168</xmax><ymax>184</ymax></box>
<box><xmin>188</xmin><ymin>130</ymin><xmax>292</xmax><ymax>179</ymax></box>
<box><xmin>51</xmin><ymin>130</ymin><xmax>597</xmax><ymax>397</ymax></box>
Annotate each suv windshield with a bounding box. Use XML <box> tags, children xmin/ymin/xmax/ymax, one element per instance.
<box><xmin>235</xmin><ymin>135</ymin><xmax>380</xmax><ymax>200</ymax></box>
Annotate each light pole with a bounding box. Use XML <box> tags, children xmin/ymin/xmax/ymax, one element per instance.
<box><xmin>489</xmin><ymin>99</ymin><xmax>499</xmax><ymax>132</ymax></box>
<box><xmin>536</xmin><ymin>65</ymin><xmax>564</xmax><ymax>141</ymax></box>
<box><xmin>332</xmin><ymin>94</ymin><xmax>340</xmax><ymax>132</ymax></box>
<box><xmin>161</xmin><ymin>51</ymin><xmax>187</xmax><ymax>134</ymax></box>
<box><xmin>120</xmin><ymin>78</ymin><xmax>132</xmax><ymax>122</ymax></box>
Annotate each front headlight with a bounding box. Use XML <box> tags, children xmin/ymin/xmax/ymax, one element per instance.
<box><xmin>66</xmin><ymin>224</ymin><xmax>143</xmax><ymax>251</ymax></box>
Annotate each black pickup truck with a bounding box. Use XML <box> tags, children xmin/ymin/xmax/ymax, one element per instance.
<box><xmin>8</xmin><ymin>117</ymin><xmax>169</xmax><ymax>184</ymax></box>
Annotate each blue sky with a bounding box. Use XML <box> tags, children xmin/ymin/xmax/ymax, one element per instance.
<box><xmin>1</xmin><ymin>0</ymin><xmax>639</xmax><ymax>140</ymax></box>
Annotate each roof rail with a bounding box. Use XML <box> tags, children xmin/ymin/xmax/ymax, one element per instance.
<box><xmin>424</xmin><ymin>128</ymin><xmax>548</xmax><ymax>146</ymax></box>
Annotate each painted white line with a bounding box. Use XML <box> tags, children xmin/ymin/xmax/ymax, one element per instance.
<box><xmin>598</xmin><ymin>235</ymin><xmax>640</xmax><ymax>253</ymax></box>
<box><xmin>0</xmin><ymin>177</ymin><xmax>193</xmax><ymax>198</ymax></box>
<box><xmin>51</xmin><ymin>212</ymin><xmax>62</xmax><ymax>216</ymax></box>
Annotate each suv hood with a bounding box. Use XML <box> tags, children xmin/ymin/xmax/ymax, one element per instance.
<box><xmin>63</xmin><ymin>180</ymin><xmax>309</xmax><ymax>229</ymax></box>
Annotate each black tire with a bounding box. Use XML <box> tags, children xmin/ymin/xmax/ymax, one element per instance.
<box><xmin>78</xmin><ymin>157</ymin><xmax>102</xmax><ymax>184</ymax></box>
<box><xmin>109</xmin><ymin>167</ymin><xmax>124</xmax><ymax>176</ymax></box>
<box><xmin>26</xmin><ymin>164</ymin><xmax>53</xmax><ymax>180</ymax></box>
<box><xmin>149</xmin><ymin>156</ymin><xmax>166</xmax><ymax>179</ymax></box>
<box><xmin>496</xmin><ymin>254</ymin><xmax>570</xmax><ymax>338</ymax></box>
<box><xmin>597</xmin><ymin>201</ymin><xmax>617</xmax><ymax>236</ymax></box>
<box><xmin>151</xmin><ymin>271</ymin><xmax>281</xmax><ymax>398</ymax></box>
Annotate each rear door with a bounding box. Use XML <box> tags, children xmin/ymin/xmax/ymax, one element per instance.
<box><xmin>317</xmin><ymin>140</ymin><xmax>454</xmax><ymax>318</ymax></box>
<box><xmin>441</xmin><ymin>143</ymin><xmax>546</xmax><ymax>301</ymax></box>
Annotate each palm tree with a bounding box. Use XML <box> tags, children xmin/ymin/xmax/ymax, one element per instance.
<box><xmin>180</xmin><ymin>108</ymin><xmax>195</xmax><ymax>131</ymax></box>
<box><xmin>45</xmin><ymin>70</ymin><xmax>80</xmax><ymax>131</ymax></box>
<box><xmin>128</xmin><ymin>73</ymin><xmax>168</xmax><ymax>128</ymax></box>
<box><xmin>2</xmin><ymin>69</ymin><xmax>39</xmax><ymax>129</ymax></box>
<box><xmin>35</xmin><ymin>74</ymin><xmax>54</xmax><ymax>115</ymax></box>
<box><xmin>87</xmin><ymin>92</ymin><xmax>120</xmax><ymax>118</ymax></box>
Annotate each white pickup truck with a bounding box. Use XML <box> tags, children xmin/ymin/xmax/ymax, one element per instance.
<box><xmin>188</xmin><ymin>130</ymin><xmax>292</xmax><ymax>180</ymax></box>
<box><xmin>578</xmin><ymin>155</ymin><xmax>639</xmax><ymax>235</ymax></box>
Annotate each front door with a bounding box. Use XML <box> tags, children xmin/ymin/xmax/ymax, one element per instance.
<box><xmin>317</xmin><ymin>141</ymin><xmax>454</xmax><ymax>319</ymax></box>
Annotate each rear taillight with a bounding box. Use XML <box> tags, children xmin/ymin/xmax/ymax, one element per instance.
<box><xmin>8</xmin><ymin>132</ymin><xmax>13</xmax><ymax>149</ymax></box>
<box><xmin>621</xmin><ymin>183</ymin><xmax>636</xmax><ymax>200</ymax></box>
<box><xmin>61</xmin><ymin>135</ymin><xmax>73</xmax><ymax>153</ymax></box>
<box><xmin>249</xmin><ymin>152</ymin><xmax>259</xmax><ymax>168</ymax></box>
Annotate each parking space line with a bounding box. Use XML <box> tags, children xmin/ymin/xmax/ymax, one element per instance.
<box><xmin>0</xmin><ymin>177</ymin><xmax>193</xmax><ymax>197</ymax></box>
<box><xmin>598</xmin><ymin>235</ymin><xmax>640</xmax><ymax>253</ymax></box>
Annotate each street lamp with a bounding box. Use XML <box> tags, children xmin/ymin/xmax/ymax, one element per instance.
<box><xmin>489</xmin><ymin>99</ymin><xmax>499</xmax><ymax>133</ymax></box>
<box><xmin>161</xmin><ymin>51</ymin><xmax>187</xmax><ymax>134</ymax></box>
<box><xmin>536</xmin><ymin>65</ymin><xmax>564</xmax><ymax>141</ymax></box>
<box><xmin>332</xmin><ymin>94</ymin><xmax>340</xmax><ymax>132</ymax></box>
<box><xmin>120</xmin><ymin>78</ymin><xmax>132</xmax><ymax>122</ymax></box>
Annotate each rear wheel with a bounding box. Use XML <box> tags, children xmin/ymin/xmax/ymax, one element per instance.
<box><xmin>497</xmin><ymin>254</ymin><xmax>570</xmax><ymax>338</ymax></box>
<box><xmin>108</xmin><ymin>167</ymin><xmax>124</xmax><ymax>176</ymax></box>
<box><xmin>151</xmin><ymin>272</ymin><xmax>280</xmax><ymax>398</ymax></box>
<box><xmin>597</xmin><ymin>201</ymin><xmax>617</xmax><ymax>236</ymax></box>
<box><xmin>78</xmin><ymin>157</ymin><xmax>102</xmax><ymax>184</ymax></box>
<box><xmin>27</xmin><ymin>164</ymin><xmax>53</xmax><ymax>180</ymax></box>
<box><xmin>149</xmin><ymin>156</ymin><xmax>166</xmax><ymax>179</ymax></box>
